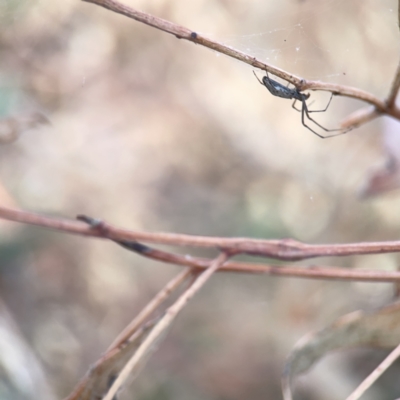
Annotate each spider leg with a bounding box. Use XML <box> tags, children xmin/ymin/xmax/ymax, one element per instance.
<box><xmin>307</xmin><ymin>92</ymin><xmax>334</xmax><ymax>113</ymax></box>
<box><xmin>303</xmin><ymin>100</ymin><xmax>341</xmax><ymax>132</ymax></box>
<box><xmin>300</xmin><ymin>100</ymin><xmax>325</xmax><ymax>138</ymax></box>
<box><xmin>301</xmin><ymin>99</ymin><xmax>352</xmax><ymax>139</ymax></box>
<box><xmin>292</xmin><ymin>98</ymin><xmax>301</xmax><ymax>112</ymax></box>
<box><xmin>293</xmin><ymin>92</ymin><xmax>333</xmax><ymax>113</ymax></box>
<box><xmin>253</xmin><ymin>70</ymin><xmax>264</xmax><ymax>85</ymax></box>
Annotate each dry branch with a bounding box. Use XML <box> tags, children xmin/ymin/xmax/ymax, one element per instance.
<box><xmin>113</xmin><ymin>238</ymin><xmax>400</xmax><ymax>283</ymax></box>
<box><xmin>106</xmin><ymin>269</ymin><xmax>193</xmax><ymax>351</ymax></box>
<box><xmin>3</xmin><ymin>207</ymin><xmax>400</xmax><ymax>282</ymax></box>
<box><xmin>6</xmin><ymin>3</ymin><xmax>400</xmax><ymax>399</ymax></box>
<box><xmin>64</xmin><ymin>269</ymin><xmax>193</xmax><ymax>400</ymax></box>
<box><xmin>102</xmin><ymin>252</ymin><xmax>229</xmax><ymax>400</ymax></box>
<box><xmin>5</xmin><ymin>206</ymin><xmax>400</xmax><ymax>261</ymax></box>
<box><xmin>386</xmin><ymin>62</ymin><xmax>400</xmax><ymax>108</ymax></box>
<box><xmin>81</xmin><ymin>0</ymin><xmax>400</xmax><ymax>129</ymax></box>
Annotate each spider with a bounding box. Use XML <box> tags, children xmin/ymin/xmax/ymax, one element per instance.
<box><xmin>253</xmin><ymin>71</ymin><xmax>350</xmax><ymax>138</ymax></box>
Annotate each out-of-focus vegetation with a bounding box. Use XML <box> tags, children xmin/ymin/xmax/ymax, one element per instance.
<box><xmin>1</xmin><ymin>1</ymin><xmax>400</xmax><ymax>399</ymax></box>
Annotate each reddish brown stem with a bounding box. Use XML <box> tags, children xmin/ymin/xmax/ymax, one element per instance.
<box><xmin>2</xmin><ymin>206</ymin><xmax>400</xmax><ymax>282</ymax></box>
<box><xmin>81</xmin><ymin>0</ymin><xmax>400</xmax><ymax>130</ymax></box>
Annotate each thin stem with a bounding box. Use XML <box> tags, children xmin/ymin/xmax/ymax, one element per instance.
<box><xmin>102</xmin><ymin>252</ymin><xmax>230</xmax><ymax>400</ymax></box>
<box><xmin>81</xmin><ymin>0</ymin><xmax>385</xmax><ymax>109</ymax></box>
<box><xmin>340</xmin><ymin>106</ymin><xmax>381</xmax><ymax>129</ymax></box>
<box><xmin>113</xmin><ymin>238</ymin><xmax>400</xmax><ymax>283</ymax></box>
<box><xmin>64</xmin><ymin>269</ymin><xmax>193</xmax><ymax>400</ymax></box>
<box><xmin>386</xmin><ymin>61</ymin><xmax>400</xmax><ymax>108</ymax></box>
<box><xmin>79</xmin><ymin>0</ymin><xmax>400</xmax><ymax>133</ymax></box>
<box><xmin>346</xmin><ymin>342</ymin><xmax>400</xmax><ymax>400</ymax></box>
<box><xmin>5</xmin><ymin>206</ymin><xmax>400</xmax><ymax>262</ymax></box>
<box><xmin>107</xmin><ymin>268</ymin><xmax>193</xmax><ymax>351</ymax></box>
<box><xmin>64</xmin><ymin>319</ymin><xmax>156</xmax><ymax>400</ymax></box>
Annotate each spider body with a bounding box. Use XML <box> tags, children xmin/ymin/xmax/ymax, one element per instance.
<box><xmin>254</xmin><ymin>71</ymin><xmax>349</xmax><ymax>138</ymax></box>
<box><xmin>260</xmin><ymin>74</ymin><xmax>309</xmax><ymax>102</ymax></box>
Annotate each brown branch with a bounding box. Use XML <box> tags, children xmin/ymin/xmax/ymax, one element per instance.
<box><xmin>3</xmin><ymin>206</ymin><xmax>400</xmax><ymax>282</ymax></box>
<box><xmin>106</xmin><ymin>268</ymin><xmax>193</xmax><ymax>351</ymax></box>
<box><xmin>80</xmin><ymin>0</ymin><xmax>400</xmax><ymax>136</ymax></box>
<box><xmin>79</xmin><ymin>0</ymin><xmax>299</xmax><ymax>87</ymax></box>
<box><xmin>81</xmin><ymin>0</ymin><xmax>385</xmax><ymax>106</ymax></box>
<box><xmin>340</xmin><ymin>106</ymin><xmax>381</xmax><ymax>129</ymax></box>
<box><xmin>102</xmin><ymin>252</ymin><xmax>230</xmax><ymax>400</ymax></box>
<box><xmin>64</xmin><ymin>269</ymin><xmax>193</xmax><ymax>400</ymax></box>
<box><xmin>112</xmin><ymin>237</ymin><xmax>400</xmax><ymax>283</ymax></box>
<box><xmin>380</xmin><ymin>0</ymin><xmax>400</xmax><ymax>112</ymax></box>
<box><xmin>386</xmin><ymin>62</ymin><xmax>400</xmax><ymax>108</ymax></box>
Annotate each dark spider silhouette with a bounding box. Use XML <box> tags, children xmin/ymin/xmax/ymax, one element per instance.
<box><xmin>253</xmin><ymin>71</ymin><xmax>351</xmax><ymax>138</ymax></box>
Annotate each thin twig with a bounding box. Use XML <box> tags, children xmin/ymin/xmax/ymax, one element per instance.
<box><xmin>5</xmin><ymin>206</ymin><xmax>400</xmax><ymax>263</ymax></box>
<box><xmin>338</xmin><ymin>106</ymin><xmax>381</xmax><ymax>129</ymax></box>
<box><xmin>64</xmin><ymin>319</ymin><xmax>157</xmax><ymax>400</ymax></box>
<box><xmin>346</xmin><ymin>342</ymin><xmax>400</xmax><ymax>400</ymax></box>
<box><xmin>3</xmin><ymin>207</ymin><xmax>400</xmax><ymax>282</ymax></box>
<box><xmin>64</xmin><ymin>269</ymin><xmax>192</xmax><ymax>400</ymax></box>
<box><xmin>107</xmin><ymin>268</ymin><xmax>193</xmax><ymax>351</ymax></box>
<box><xmin>81</xmin><ymin>0</ymin><xmax>385</xmax><ymax>108</ymax></box>
<box><xmin>386</xmin><ymin>61</ymin><xmax>400</xmax><ymax>108</ymax></box>
<box><xmin>78</xmin><ymin>0</ymin><xmax>299</xmax><ymax>86</ymax></box>
<box><xmin>102</xmin><ymin>252</ymin><xmax>230</xmax><ymax>400</ymax></box>
<box><xmin>79</xmin><ymin>0</ymin><xmax>400</xmax><ymax>136</ymax></box>
<box><xmin>113</xmin><ymin>238</ymin><xmax>400</xmax><ymax>283</ymax></box>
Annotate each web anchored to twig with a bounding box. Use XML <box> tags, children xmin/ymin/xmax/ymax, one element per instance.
<box><xmin>81</xmin><ymin>0</ymin><xmax>400</xmax><ymax>135</ymax></box>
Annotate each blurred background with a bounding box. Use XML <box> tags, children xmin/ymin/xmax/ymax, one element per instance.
<box><xmin>1</xmin><ymin>0</ymin><xmax>400</xmax><ymax>399</ymax></box>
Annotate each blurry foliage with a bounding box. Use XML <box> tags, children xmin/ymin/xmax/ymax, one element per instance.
<box><xmin>0</xmin><ymin>0</ymin><xmax>399</xmax><ymax>399</ymax></box>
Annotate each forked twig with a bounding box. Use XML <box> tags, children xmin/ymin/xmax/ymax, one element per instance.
<box><xmin>107</xmin><ymin>268</ymin><xmax>193</xmax><ymax>351</ymax></box>
<box><xmin>113</xmin><ymin>237</ymin><xmax>400</xmax><ymax>282</ymax></box>
<box><xmin>102</xmin><ymin>252</ymin><xmax>230</xmax><ymax>400</ymax></box>
<box><xmin>64</xmin><ymin>269</ymin><xmax>194</xmax><ymax>400</ymax></box>
<box><xmin>64</xmin><ymin>318</ymin><xmax>157</xmax><ymax>400</ymax></box>
<box><xmin>3</xmin><ymin>207</ymin><xmax>400</xmax><ymax>282</ymax></box>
